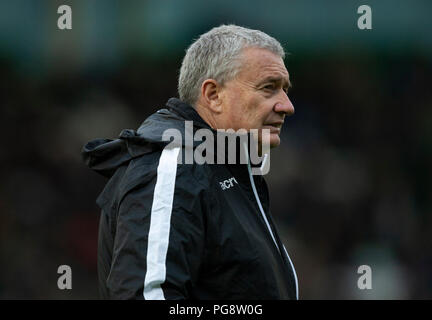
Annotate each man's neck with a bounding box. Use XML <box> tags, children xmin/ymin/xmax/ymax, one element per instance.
<box><xmin>194</xmin><ymin>103</ymin><xmax>220</xmax><ymax>130</ymax></box>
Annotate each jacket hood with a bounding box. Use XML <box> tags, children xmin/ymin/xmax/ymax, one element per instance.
<box><xmin>81</xmin><ymin>98</ymin><xmax>213</xmax><ymax>178</ymax></box>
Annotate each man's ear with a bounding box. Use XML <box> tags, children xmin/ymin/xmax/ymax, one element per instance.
<box><xmin>201</xmin><ymin>79</ymin><xmax>223</xmax><ymax>113</ymax></box>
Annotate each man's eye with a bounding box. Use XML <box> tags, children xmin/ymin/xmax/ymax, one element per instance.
<box><xmin>264</xmin><ymin>85</ymin><xmax>275</xmax><ymax>90</ymax></box>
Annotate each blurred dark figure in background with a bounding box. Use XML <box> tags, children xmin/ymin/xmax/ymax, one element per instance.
<box><xmin>82</xmin><ymin>24</ymin><xmax>298</xmax><ymax>299</ymax></box>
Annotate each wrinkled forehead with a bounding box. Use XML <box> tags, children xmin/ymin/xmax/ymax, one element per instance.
<box><xmin>237</xmin><ymin>47</ymin><xmax>289</xmax><ymax>83</ymax></box>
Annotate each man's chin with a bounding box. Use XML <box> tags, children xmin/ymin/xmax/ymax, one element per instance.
<box><xmin>259</xmin><ymin>134</ymin><xmax>280</xmax><ymax>151</ymax></box>
<box><xmin>269</xmin><ymin>135</ymin><xmax>281</xmax><ymax>149</ymax></box>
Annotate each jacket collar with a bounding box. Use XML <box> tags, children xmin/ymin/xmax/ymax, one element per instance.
<box><xmin>166</xmin><ymin>97</ymin><xmax>212</xmax><ymax>130</ymax></box>
<box><xmin>165</xmin><ymin>97</ymin><xmax>265</xmax><ymax>172</ymax></box>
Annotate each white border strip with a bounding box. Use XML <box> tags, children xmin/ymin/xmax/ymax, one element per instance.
<box><xmin>243</xmin><ymin>143</ymin><xmax>280</xmax><ymax>252</ymax></box>
<box><xmin>143</xmin><ymin>147</ymin><xmax>180</xmax><ymax>300</ymax></box>
<box><xmin>244</xmin><ymin>142</ymin><xmax>299</xmax><ymax>300</ymax></box>
<box><xmin>283</xmin><ymin>245</ymin><xmax>299</xmax><ymax>300</ymax></box>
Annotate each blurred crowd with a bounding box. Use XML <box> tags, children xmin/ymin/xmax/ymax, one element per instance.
<box><xmin>1</xmin><ymin>49</ymin><xmax>430</xmax><ymax>299</ymax></box>
<box><xmin>270</xmin><ymin>53</ymin><xmax>432</xmax><ymax>299</ymax></box>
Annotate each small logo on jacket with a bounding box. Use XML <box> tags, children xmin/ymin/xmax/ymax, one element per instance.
<box><xmin>219</xmin><ymin>177</ymin><xmax>238</xmax><ymax>190</ymax></box>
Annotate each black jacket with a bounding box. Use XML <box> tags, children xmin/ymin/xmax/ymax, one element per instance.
<box><xmin>82</xmin><ymin>98</ymin><xmax>298</xmax><ymax>300</ymax></box>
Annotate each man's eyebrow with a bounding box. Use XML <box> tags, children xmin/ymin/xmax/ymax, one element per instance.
<box><xmin>258</xmin><ymin>76</ymin><xmax>292</xmax><ymax>88</ymax></box>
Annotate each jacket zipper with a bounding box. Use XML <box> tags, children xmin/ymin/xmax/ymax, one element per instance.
<box><xmin>243</xmin><ymin>142</ymin><xmax>299</xmax><ymax>299</ymax></box>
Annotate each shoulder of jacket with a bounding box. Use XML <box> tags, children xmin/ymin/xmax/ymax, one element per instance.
<box><xmin>119</xmin><ymin>147</ymin><xmax>215</xmax><ymax>196</ymax></box>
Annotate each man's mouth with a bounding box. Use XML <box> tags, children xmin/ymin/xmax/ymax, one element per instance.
<box><xmin>263</xmin><ymin>122</ymin><xmax>284</xmax><ymax>133</ymax></box>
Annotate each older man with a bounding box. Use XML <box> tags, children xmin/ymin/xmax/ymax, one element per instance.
<box><xmin>83</xmin><ymin>24</ymin><xmax>298</xmax><ymax>299</ymax></box>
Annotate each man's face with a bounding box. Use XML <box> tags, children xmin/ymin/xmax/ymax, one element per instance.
<box><xmin>218</xmin><ymin>47</ymin><xmax>294</xmax><ymax>148</ymax></box>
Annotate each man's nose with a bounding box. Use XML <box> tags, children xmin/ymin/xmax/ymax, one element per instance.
<box><xmin>274</xmin><ymin>94</ymin><xmax>295</xmax><ymax>116</ymax></box>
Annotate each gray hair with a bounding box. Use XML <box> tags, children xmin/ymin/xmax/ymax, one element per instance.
<box><xmin>178</xmin><ymin>24</ymin><xmax>285</xmax><ymax>106</ymax></box>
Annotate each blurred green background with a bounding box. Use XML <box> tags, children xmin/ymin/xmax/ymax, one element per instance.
<box><xmin>0</xmin><ymin>0</ymin><xmax>431</xmax><ymax>299</ymax></box>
